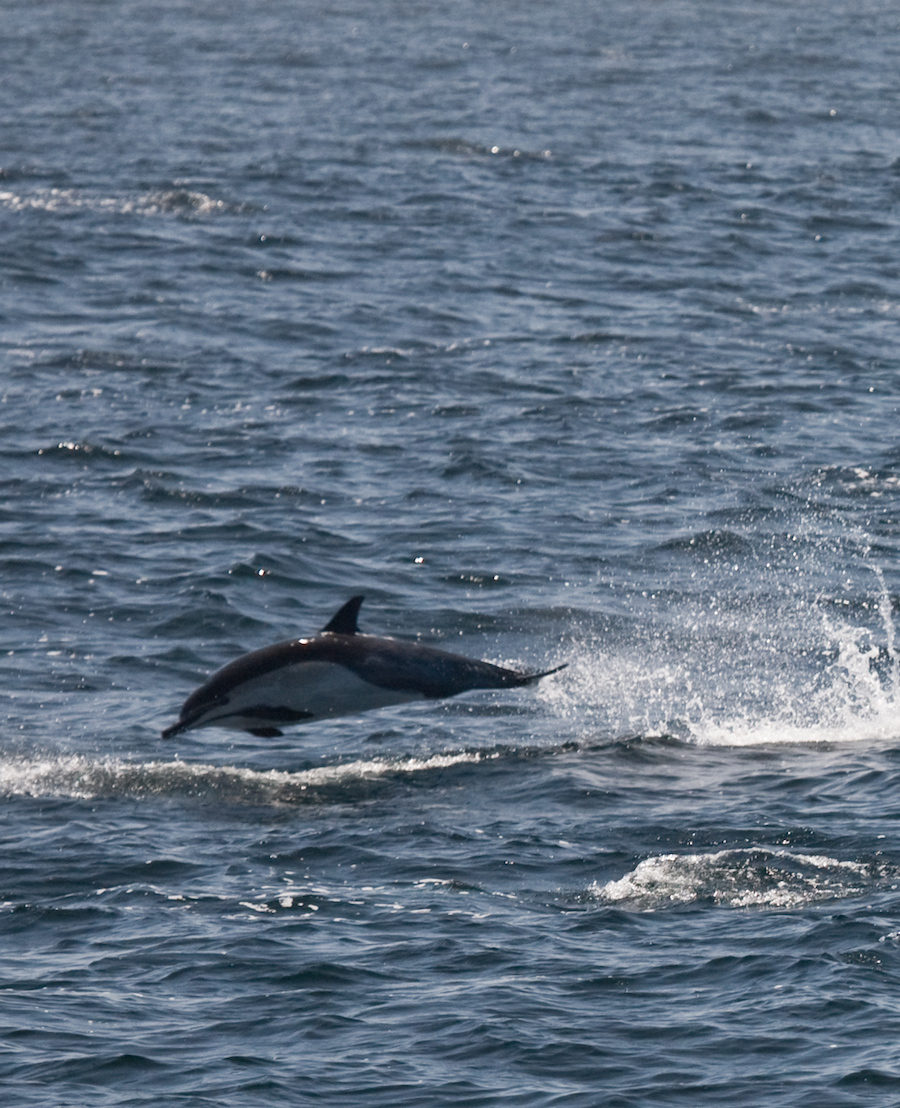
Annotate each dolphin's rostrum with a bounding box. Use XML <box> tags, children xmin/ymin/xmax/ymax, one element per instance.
<box><xmin>161</xmin><ymin>596</ymin><xmax>566</xmax><ymax>739</ymax></box>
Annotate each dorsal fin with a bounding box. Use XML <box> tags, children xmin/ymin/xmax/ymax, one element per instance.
<box><xmin>321</xmin><ymin>595</ymin><xmax>364</xmax><ymax>635</ymax></box>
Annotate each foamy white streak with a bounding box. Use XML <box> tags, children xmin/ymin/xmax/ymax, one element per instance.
<box><xmin>0</xmin><ymin>751</ymin><xmax>483</xmax><ymax>802</ymax></box>
<box><xmin>688</xmin><ymin>712</ymin><xmax>900</xmax><ymax>747</ymax></box>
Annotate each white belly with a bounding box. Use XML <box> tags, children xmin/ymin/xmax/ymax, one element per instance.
<box><xmin>206</xmin><ymin>661</ymin><xmax>423</xmax><ymax>729</ymax></box>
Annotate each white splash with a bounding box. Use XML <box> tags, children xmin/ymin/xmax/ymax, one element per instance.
<box><xmin>539</xmin><ymin>561</ymin><xmax>900</xmax><ymax>748</ymax></box>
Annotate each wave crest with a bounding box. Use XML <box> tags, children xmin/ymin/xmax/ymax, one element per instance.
<box><xmin>590</xmin><ymin>848</ymin><xmax>890</xmax><ymax>910</ymax></box>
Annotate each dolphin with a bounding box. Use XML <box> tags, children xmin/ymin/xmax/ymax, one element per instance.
<box><xmin>161</xmin><ymin>595</ymin><xmax>566</xmax><ymax>739</ymax></box>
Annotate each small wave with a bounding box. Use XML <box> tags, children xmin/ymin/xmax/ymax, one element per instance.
<box><xmin>406</xmin><ymin>136</ymin><xmax>553</xmax><ymax>161</ymax></box>
<box><xmin>36</xmin><ymin>440</ymin><xmax>125</xmax><ymax>462</ymax></box>
<box><xmin>0</xmin><ymin>751</ymin><xmax>484</xmax><ymax>804</ymax></box>
<box><xmin>817</xmin><ymin>466</ymin><xmax>900</xmax><ymax>503</ymax></box>
<box><xmin>0</xmin><ymin>187</ymin><xmax>232</xmax><ymax>217</ymax></box>
<box><xmin>655</xmin><ymin>529</ymin><xmax>754</xmax><ymax>557</ymax></box>
<box><xmin>590</xmin><ymin>848</ymin><xmax>891</xmax><ymax>911</ymax></box>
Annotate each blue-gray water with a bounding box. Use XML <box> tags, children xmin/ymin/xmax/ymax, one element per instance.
<box><xmin>3</xmin><ymin>1</ymin><xmax>900</xmax><ymax>1104</ymax></box>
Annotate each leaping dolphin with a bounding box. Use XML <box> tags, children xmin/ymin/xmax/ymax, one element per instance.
<box><xmin>161</xmin><ymin>595</ymin><xmax>566</xmax><ymax>739</ymax></box>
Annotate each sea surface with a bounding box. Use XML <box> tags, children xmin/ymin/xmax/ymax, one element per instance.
<box><xmin>3</xmin><ymin>1</ymin><xmax>900</xmax><ymax>1104</ymax></box>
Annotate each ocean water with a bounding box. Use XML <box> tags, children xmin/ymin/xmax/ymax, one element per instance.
<box><xmin>3</xmin><ymin>0</ymin><xmax>900</xmax><ymax>1103</ymax></box>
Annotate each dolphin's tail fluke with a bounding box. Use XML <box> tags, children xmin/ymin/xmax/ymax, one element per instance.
<box><xmin>507</xmin><ymin>662</ymin><xmax>568</xmax><ymax>687</ymax></box>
